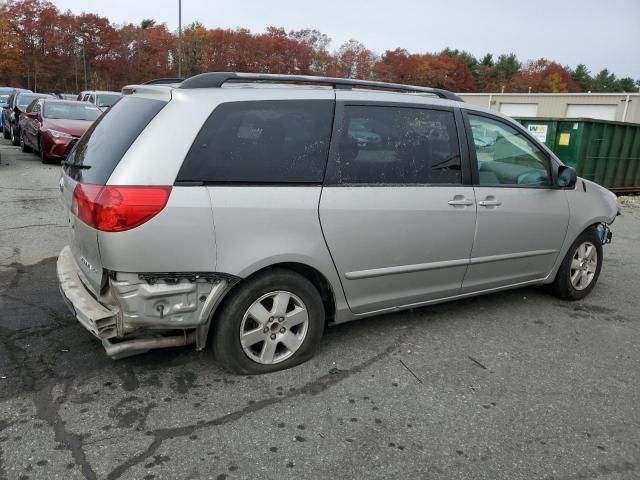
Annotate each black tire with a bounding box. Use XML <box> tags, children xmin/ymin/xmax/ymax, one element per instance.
<box><xmin>211</xmin><ymin>269</ymin><xmax>325</xmax><ymax>374</ymax></box>
<box><xmin>19</xmin><ymin>131</ymin><xmax>31</xmax><ymax>153</ymax></box>
<box><xmin>2</xmin><ymin>122</ymin><xmax>9</xmax><ymax>139</ymax></box>
<box><xmin>548</xmin><ymin>228</ymin><xmax>603</xmax><ymax>301</ymax></box>
<box><xmin>10</xmin><ymin>125</ymin><xmax>19</xmax><ymax>146</ymax></box>
<box><xmin>39</xmin><ymin>136</ymin><xmax>49</xmax><ymax>164</ymax></box>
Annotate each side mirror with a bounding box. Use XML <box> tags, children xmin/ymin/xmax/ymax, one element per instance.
<box><xmin>557</xmin><ymin>165</ymin><xmax>577</xmax><ymax>189</ymax></box>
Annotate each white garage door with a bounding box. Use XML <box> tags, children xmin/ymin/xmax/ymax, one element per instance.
<box><xmin>499</xmin><ymin>103</ymin><xmax>538</xmax><ymax>117</ymax></box>
<box><xmin>566</xmin><ymin>104</ymin><xmax>617</xmax><ymax>121</ymax></box>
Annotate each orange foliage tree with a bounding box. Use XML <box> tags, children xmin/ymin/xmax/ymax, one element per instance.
<box><xmin>511</xmin><ymin>58</ymin><xmax>579</xmax><ymax>93</ymax></box>
<box><xmin>0</xmin><ymin>0</ymin><xmax>633</xmax><ymax>93</ymax></box>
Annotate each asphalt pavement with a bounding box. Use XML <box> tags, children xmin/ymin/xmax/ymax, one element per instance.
<box><xmin>0</xmin><ymin>139</ymin><xmax>639</xmax><ymax>480</ymax></box>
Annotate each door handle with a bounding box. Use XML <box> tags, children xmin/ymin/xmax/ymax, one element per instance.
<box><xmin>478</xmin><ymin>198</ymin><xmax>502</xmax><ymax>207</ymax></box>
<box><xmin>448</xmin><ymin>197</ymin><xmax>474</xmax><ymax>207</ymax></box>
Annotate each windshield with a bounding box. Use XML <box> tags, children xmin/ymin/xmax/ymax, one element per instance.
<box><xmin>17</xmin><ymin>94</ymin><xmax>46</xmax><ymax>109</ymax></box>
<box><xmin>44</xmin><ymin>103</ymin><xmax>101</xmax><ymax>121</ymax></box>
<box><xmin>96</xmin><ymin>94</ymin><xmax>120</xmax><ymax>108</ymax></box>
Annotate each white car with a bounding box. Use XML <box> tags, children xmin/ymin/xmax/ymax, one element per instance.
<box><xmin>77</xmin><ymin>90</ymin><xmax>122</xmax><ymax>111</ymax></box>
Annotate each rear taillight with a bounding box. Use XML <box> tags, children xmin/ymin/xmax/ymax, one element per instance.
<box><xmin>72</xmin><ymin>184</ymin><xmax>172</xmax><ymax>232</ymax></box>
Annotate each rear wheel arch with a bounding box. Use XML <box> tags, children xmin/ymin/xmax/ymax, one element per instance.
<box><xmin>209</xmin><ymin>264</ymin><xmax>329</xmax><ymax>373</ymax></box>
<box><xmin>213</xmin><ymin>262</ymin><xmax>336</xmax><ymax>327</ymax></box>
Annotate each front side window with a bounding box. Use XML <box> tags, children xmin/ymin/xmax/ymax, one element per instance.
<box><xmin>177</xmin><ymin>100</ymin><xmax>334</xmax><ymax>184</ymax></box>
<box><xmin>328</xmin><ymin>105</ymin><xmax>461</xmax><ymax>185</ymax></box>
<box><xmin>469</xmin><ymin>114</ymin><xmax>551</xmax><ymax>187</ymax></box>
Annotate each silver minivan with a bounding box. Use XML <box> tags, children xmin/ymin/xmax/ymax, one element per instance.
<box><xmin>57</xmin><ymin>73</ymin><xmax>618</xmax><ymax>374</ymax></box>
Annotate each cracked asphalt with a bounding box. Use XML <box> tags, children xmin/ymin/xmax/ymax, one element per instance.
<box><xmin>1</xmin><ymin>139</ymin><xmax>639</xmax><ymax>480</ymax></box>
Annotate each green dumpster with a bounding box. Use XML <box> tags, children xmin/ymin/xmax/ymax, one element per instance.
<box><xmin>515</xmin><ymin>117</ymin><xmax>640</xmax><ymax>193</ymax></box>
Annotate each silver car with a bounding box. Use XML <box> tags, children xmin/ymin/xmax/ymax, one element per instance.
<box><xmin>57</xmin><ymin>73</ymin><xmax>618</xmax><ymax>374</ymax></box>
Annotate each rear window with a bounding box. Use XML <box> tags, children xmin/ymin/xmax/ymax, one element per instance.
<box><xmin>177</xmin><ymin>100</ymin><xmax>334</xmax><ymax>184</ymax></box>
<box><xmin>64</xmin><ymin>96</ymin><xmax>167</xmax><ymax>184</ymax></box>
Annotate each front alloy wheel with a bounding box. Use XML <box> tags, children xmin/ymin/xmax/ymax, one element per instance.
<box><xmin>570</xmin><ymin>242</ymin><xmax>598</xmax><ymax>291</ymax></box>
<box><xmin>549</xmin><ymin>228</ymin><xmax>603</xmax><ymax>300</ymax></box>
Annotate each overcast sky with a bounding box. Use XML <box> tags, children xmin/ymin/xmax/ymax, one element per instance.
<box><xmin>52</xmin><ymin>0</ymin><xmax>640</xmax><ymax>78</ymax></box>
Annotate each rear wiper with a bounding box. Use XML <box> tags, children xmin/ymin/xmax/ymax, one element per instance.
<box><xmin>62</xmin><ymin>161</ymin><xmax>91</xmax><ymax>169</ymax></box>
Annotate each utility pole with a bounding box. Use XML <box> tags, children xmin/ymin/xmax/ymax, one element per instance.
<box><xmin>178</xmin><ymin>0</ymin><xmax>182</xmax><ymax>78</ymax></box>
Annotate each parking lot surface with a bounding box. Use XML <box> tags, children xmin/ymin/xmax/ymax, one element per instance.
<box><xmin>0</xmin><ymin>139</ymin><xmax>639</xmax><ymax>480</ymax></box>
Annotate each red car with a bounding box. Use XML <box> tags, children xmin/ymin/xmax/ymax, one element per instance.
<box><xmin>19</xmin><ymin>98</ymin><xmax>102</xmax><ymax>163</ymax></box>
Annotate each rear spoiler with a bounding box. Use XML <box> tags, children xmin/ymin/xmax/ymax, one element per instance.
<box><xmin>121</xmin><ymin>84</ymin><xmax>174</xmax><ymax>102</ymax></box>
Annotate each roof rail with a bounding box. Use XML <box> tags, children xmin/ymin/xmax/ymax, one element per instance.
<box><xmin>179</xmin><ymin>72</ymin><xmax>463</xmax><ymax>102</ymax></box>
<box><xmin>143</xmin><ymin>78</ymin><xmax>184</xmax><ymax>85</ymax></box>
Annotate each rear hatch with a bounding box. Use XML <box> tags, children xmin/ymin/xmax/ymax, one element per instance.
<box><xmin>60</xmin><ymin>95</ymin><xmax>168</xmax><ymax>294</ymax></box>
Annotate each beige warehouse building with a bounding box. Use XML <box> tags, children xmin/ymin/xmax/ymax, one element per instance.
<box><xmin>459</xmin><ymin>93</ymin><xmax>640</xmax><ymax>123</ymax></box>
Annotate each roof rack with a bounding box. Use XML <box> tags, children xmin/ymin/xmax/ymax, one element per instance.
<box><xmin>143</xmin><ymin>78</ymin><xmax>184</xmax><ymax>85</ymax></box>
<box><xmin>179</xmin><ymin>72</ymin><xmax>463</xmax><ymax>102</ymax></box>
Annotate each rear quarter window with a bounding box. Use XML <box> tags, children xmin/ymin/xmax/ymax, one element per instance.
<box><xmin>64</xmin><ymin>96</ymin><xmax>167</xmax><ymax>184</ymax></box>
<box><xmin>177</xmin><ymin>100</ymin><xmax>334</xmax><ymax>184</ymax></box>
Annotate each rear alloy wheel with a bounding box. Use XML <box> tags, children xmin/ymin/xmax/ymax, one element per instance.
<box><xmin>212</xmin><ymin>269</ymin><xmax>325</xmax><ymax>374</ymax></box>
<box><xmin>239</xmin><ymin>291</ymin><xmax>310</xmax><ymax>365</ymax></box>
<box><xmin>548</xmin><ymin>228</ymin><xmax>603</xmax><ymax>300</ymax></box>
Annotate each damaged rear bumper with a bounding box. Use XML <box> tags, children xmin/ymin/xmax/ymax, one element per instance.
<box><xmin>57</xmin><ymin>246</ymin><xmax>119</xmax><ymax>338</ymax></box>
<box><xmin>56</xmin><ymin>246</ymin><xmax>237</xmax><ymax>358</ymax></box>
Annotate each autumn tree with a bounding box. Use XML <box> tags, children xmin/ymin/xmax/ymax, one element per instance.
<box><xmin>512</xmin><ymin>58</ymin><xmax>578</xmax><ymax>93</ymax></box>
<box><xmin>373</xmin><ymin>49</ymin><xmax>474</xmax><ymax>91</ymax></box>
<box><xmin>182</xmin><ymin>22</ymin><xmax>208</xmax><ymax>76</ymax></box>
<box><xmin>0</xmin><ymin>0</ymin><xmax>636</xmax><ymax>94</ymax></box>
<box><xmin>0</xmin><ymin>10</ymin><xmax>23</xmax><ymax>84</ymax></box>
<box><xmin>335</xmin><ymin>40</ymin><xmax>376</xmax><ymax>79</ymax></box>
<box><xmin>373</xmin><ymin>48</ymin><xmax>419</xmax><ymax>84</ymax></box>
<box><xmin>289</xmin><ymin>29</ymin><xmax>332</xmax><ymax>74</ymax></box>
<box><xmin>440</xmin><ymin>48</ymin><xmax>480</xmax><ymax>81</ymax></box>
